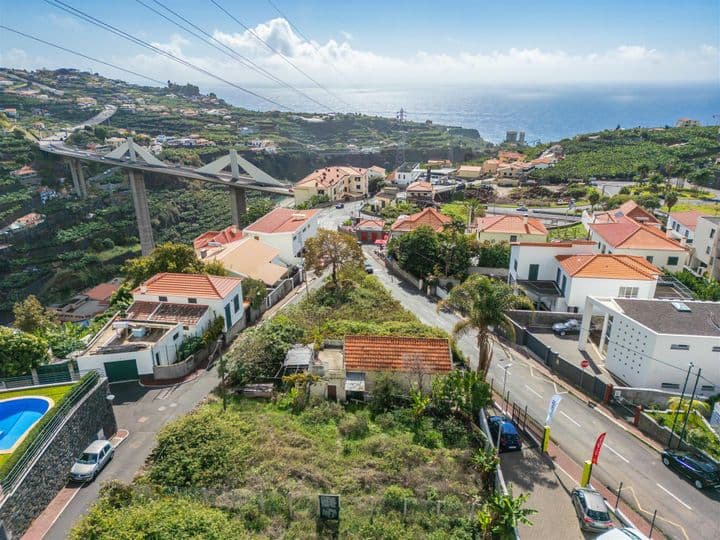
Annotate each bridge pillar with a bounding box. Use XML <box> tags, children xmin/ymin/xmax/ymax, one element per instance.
<box><xmin>76</xmin><ymin>161</ymin><xmax>88</xmax><ymax>198</ymax></box>
<box><xmin>128</xmin><ymin>170</ymin><xmax>155</xmax><ymax>255</ymax></box>
<box><xmin>67</xmin><ymin>159</ymin><xmax>82</xmax><ymax>198</ymax></box>
<box><xmin>229</xmin><ymin>186</ymin><xmax>247</xmax><ymax>227</ymax></box>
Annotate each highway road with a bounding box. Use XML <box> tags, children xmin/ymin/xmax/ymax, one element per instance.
<box><xmin>363</xmin><ymin>247</ymin><xmax>719</xmax><ymax>540</ymax></box>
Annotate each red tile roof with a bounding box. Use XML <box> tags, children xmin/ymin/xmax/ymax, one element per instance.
<box><xmin>669</xmin><ymin>210</ymin><xmax>705</xmax><ymax>231</ymax></box>
<box><xmin>589</xmin><ymin>200</ymin><xmax>660</xmax><ymax>227</ymax></box>
<box><xmin>556</xmin><ymin>254</ymin><xmax>660</xmax><ymax>280</ymax></box>
<box><xmin>406</xmin><ymin>181</ymin><xmax>433</xmax><ymax>192</ymax></box>
<box><xmin>590</xmin><ymin>222</ymin><xmax>687</xmax><ymax>251</ymax></box>
<box><xmin>344</xmin><ymin>335</ymin><xmax>452</xmax><ymax>374</ymax></box>
<box><xmin>390</xmin><ymin>207</ymin><xmax>453</xmax><ymax>232</ymax></box>
<box><xmin>295</xmin><ymin>166</ymin><xmax>366</xmax><ymax>188</ymax></box>
<box><xmin>245</xmin><ymin>208</ymin><xmax>318</xmax><ymax>234</ymax></box>
<box><xmin>193</xmin><ymin>225</ymin><xmax>243</xmax><ymax>250</ymax></box>
<box><xmin>356</xmin><ymin>219</ymin><xmax>385</xmax><ymax>230</ymax></box>
<box><xmin>134</xmin><ymin>272</ymin><xmax>242</xmax><ymax>299</ymax></box>
<box><xmin>126</xmin><ymin>300</ymin><xmax>209</xmax><ymax>325</ymax></box>
<box><xmin>476</xmin><ymin>215</ymin><xmax>548</xmax><ymax>235</ymax></box>
<box><xmin>84</xmin><ymin>282</ymin><xmax>121</xmax><ymax>302</ymax></box>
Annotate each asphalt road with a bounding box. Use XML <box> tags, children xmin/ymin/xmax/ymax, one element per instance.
<box><xmin>364</xmin><ymin>247</ymin><xmax>719</xmax><ymax>540</ymax></box>
<box><xmin>44</xmin><ymin>369</ymin><xmax>221</xmax><ymax>539</ymax></box>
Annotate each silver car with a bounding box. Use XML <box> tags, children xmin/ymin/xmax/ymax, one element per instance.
<box><xmin>70</xmin><ymin>440</ymin><xmax>114</xmax><ymax>482</ymax></box>
<box><xmin>571</xmin><ymin>487</ymin><xmax>614</xmax><ymax>532</ymax></box>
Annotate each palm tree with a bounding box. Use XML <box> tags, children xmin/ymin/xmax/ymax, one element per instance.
<box><xmin>588</xmin><ymin>190</ymin><xmax>601</xmax><ymax>211</ymax></box>
<box><xmin>664</xmin><ymin>190</ymin><xmax>679</xmax><ymax>214</ymax></box>
<box><xmin>439</xmin><ymin>275</ymin><xmax>533</xmax><ymax>377</ymax></box>
<box><xmin>667</xmin><ymin>397</ymin><xmax>710</xmax><ymax>417</ymax></box>
<box><xmin>637</xmin><ymin>164</ymin><xmax>650</xmax><ymax>185</ymax></box>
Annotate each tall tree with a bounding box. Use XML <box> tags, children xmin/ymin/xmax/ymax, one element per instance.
<box><xmin>304</xmin><ymin>229</ymin><xmax>363</xmax><ymax>286</ymax></box>
<box><xmin>0</xmin><ymin>327</ymin><xmax>50</xmax><ymax>377</ymax></box>
<box><xmin>121</xmin><ymin>243</ymin><xmax>225</xmax><ymax>286</ymax></box>
<box><xmin>587</xmin><ymin>189</ymin><xmax>601</xmax><ymax>211</ymax></box>
<box><xmin>439</xmin><ymin>275</ymin><xmax>532</xmax><ymax>377</ymax></box>
<box><xmin>664</xmin><ymin>190</ymin><xmax>679</xmax><ymax>213</ymax></box>
<box><xmin>391</xmin><ymin>225</ymin><xmax>440</xmax><ymax>279</ymax></box>
<box><xmin>13</xmin><ymin>295</ymin><xmax>56</xmax><ymax>333</ymax></box>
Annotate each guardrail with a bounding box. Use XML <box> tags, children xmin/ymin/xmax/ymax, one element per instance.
<box><xmin>0</xmin><ymin>371</ymin><xmax>100</xmax><ymax>498</ymax></box>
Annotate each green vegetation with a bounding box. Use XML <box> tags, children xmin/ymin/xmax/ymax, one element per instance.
<box><xmin>548</xmin><ymin>222</ymin><xmax>589</xmax><ymax>241</ymax></box>
<box><xmin>0</xmin><ymin>326</ymin><xmax>50</xmax><ymax>377</ymax></box>
<box><xmin>648</xmin><ymin>410</ymin><xmax>720</xmax><ymax>461</ymax></box>
<box><xmin>121</xmin><ymin>242</ymin><xmax>227</xmax><ymax>287</ymax></box>
<box><xmin>303</xmin><ymin>229</ymin><xmax>364</xmax><ymax>287</ymax></box>
<box><xmin>388</xmin><ymin>225</ymin><xmax>473</xmax><ymax>279</ymax></box>
<box><xmin>668</xmin><ymin>270</ymin><xmax>720</xmax><ymax>301</ymax></box>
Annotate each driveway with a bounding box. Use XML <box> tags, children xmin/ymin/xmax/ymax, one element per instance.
<box><xmin>530</xmin><ymin>330</ymin><xmax>613</xmax><ymax>384</ymax></box>
<box><xmin>43</xmin><ymin>370</ymin><xmax>219</xmax><ymax>539</ymax></box>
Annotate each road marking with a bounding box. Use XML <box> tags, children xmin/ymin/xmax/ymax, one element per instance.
<box><xmin>625</xmin><ymin>486</ymin><xmax>690</xmax><ymax>540</ymax></box>
<box><xmin>604</xmin><ymin>444</ymin><xmax>629</xmax><ymax>464</ymax></box>
<box><xmin>158</xmin><ymin>406</ymin><xmax>166</xmax><ymax>411</ymax></box>
<box><xmin>560</xmin><ymin>411</ymin><xmax>581</xmax><ymax>427</ymax></box>
<box><xmin>524</xmin><ymin>384</ymin><xmax>543</xmax><ymax>399</ymax></box>
<box><xmin>169</xmin><ymin>402</ymin><xmax>177</xmax><ymax>407</ymax></box>
<box><xmin>137</xmin><ymin>416</ymin><xmax>148</xmax><ymax>423</ymax></box>
<box><xmin>655</xmin><ymin>483</ymin><xmax>692</xmax><ymax>511</ymax></box>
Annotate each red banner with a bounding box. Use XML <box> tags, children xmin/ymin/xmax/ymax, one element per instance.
<box><xmin>592</xmin><ymin>432</ymin><xmax>607</xmax><ymax>465</ymax></box>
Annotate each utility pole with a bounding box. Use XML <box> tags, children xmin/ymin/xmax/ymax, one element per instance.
<box><xmin>395</xmin><ymin>107</ymin><xmax>406</xmax><ymax>169</ymax></box>
<box><xmin>668</xmin><ymin>362</ymin><xmax>693</xmax><ymax>446</ymax></box>
<box><xmin>217</xmin><ymin>338</ymin><xmax>227</xmax><ymax>412</ymax></box>
<box><xmin>678</xmin><ymin>368</ymin><xmax>702</xmax><ymax>446</ymax></box>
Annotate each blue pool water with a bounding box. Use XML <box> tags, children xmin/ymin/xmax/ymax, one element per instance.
<box><xmin>0</xmin><ymin>397</ymin><xmax>51</xmax><ymax>452</ymax></box>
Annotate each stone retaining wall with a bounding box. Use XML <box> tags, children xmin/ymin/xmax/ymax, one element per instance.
<box><xmin>0</xmin><ymin>379</ymin><xmax>117</xmax><ymax>538</ymax></box>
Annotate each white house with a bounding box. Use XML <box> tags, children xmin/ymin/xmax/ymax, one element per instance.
<box><xmin>133</xmin><ymin>272</ymin><xmax>245</xmax><ymax>335</ymax></box>
<box><xmin>509</xmin><ymin>241</ymin><xmax>661</xmax><ymax>311</ymax></box>
<box><xmin>691</xmin><ymin>216</ymin><xmax>720</xmax><ymax>280</ymax></box>
<box><xmin>666</xmin><ymin>210</ymin><xmax>704</xmax><ymax>246</ymax></box>
<box><xmin>589</xmin><ymin>221</ymin><xmax>688</xmax><ymax>272</ymax></box>
<box><xmin>578</xmin><ymin>297</ymin><xmax>720</xmax><ymax>395</ymax></box>
<box><xmin>243</xmin><ymin>208</ymin><xmax>319</xmax><ymax>265</ymax></box>
<box><xmin>394</xmin><ymin>162</ymin><xmax>422</xmax><ymax>186</ymax></box>
<box><xmin>77</xmin><ymin>317</ymin><xmax>184</xmax><ymax>382</ymax></box>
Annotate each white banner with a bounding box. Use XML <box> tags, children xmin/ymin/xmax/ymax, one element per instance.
<box><xmin>545</xmin><ymin>394</ymin><xmax>563</xmax><ymax>425</ymax></box>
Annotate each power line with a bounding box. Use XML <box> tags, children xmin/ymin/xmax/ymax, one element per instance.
<box><xmin>43</xmin><ymin>0</ymin><xmax>290</xmax><ymax>110</ymax></box>
<box><xmin>208</xmin><ymin>0</ymin><xmax>352</xmax><ymax>110</ymax></box>
<box><xmin>0</xmin><ymin>25</ymin><xmax>165</xmax><ymax>86</ymax></box>
<box><xmin>141</xmin><ymin>0</ymin><xmax>334</xmax><ymax>112</ymax></box>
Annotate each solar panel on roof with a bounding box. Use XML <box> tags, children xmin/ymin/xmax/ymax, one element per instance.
<box><xmin>671</xmin><ymin>301</ymin><xmax>692</xmax><ymax>312</ymax></box>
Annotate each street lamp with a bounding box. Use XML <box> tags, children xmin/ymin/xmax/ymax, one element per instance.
<box><xmin>501</xmin><ymin>363</ymin><xmax>512</xmax><ymax>413</ymax></box>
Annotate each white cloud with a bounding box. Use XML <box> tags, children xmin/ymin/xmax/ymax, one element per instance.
<box><xmin>340</xmin><ymin>31</ymin><xmax>353</xmax><ymax>41</ymax></box>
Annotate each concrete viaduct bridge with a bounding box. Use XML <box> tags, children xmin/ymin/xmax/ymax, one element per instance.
<box><xmin>39</xmin><ymin>138</ymin><xmax>292</xmax><ymax>255</ymax></box>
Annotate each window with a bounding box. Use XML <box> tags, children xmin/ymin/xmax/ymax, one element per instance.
<box><xmin>233</xmin><ymin>294</ymin><xmax>240</xmax><ymax>313</ymax></box>
<box><xmin>513</xmin><ymin>259</ymin><xmax>518</xmax><ymax>271</ymax></box>
<box><xmin>561</xmin><ymin>275</ymin><xmax>567</xmax><ymax>294</ymax></box>
<box><xmin>670</xmin><ymin>344</ymin><xmax>689</xmax><ymax>350</ymax></box>
<box><xmin>712</xmin><ymin>346</ymin><xmax>720</xmax><ymax>352</ymax></box>
<box><xmin>188</xmin><ymin>298</ymin><xmax>197</xmax><ymax>304</ymax></box>
<box><xmin>710</xmin><ymin>228</ymin><xmax>716</xmax><ymax>238</ymax></box>
<box><xmin>509</xmin><ymin>235</ymin><xmax>518</xmax><ymax>242</ymax></box>
<box><xmin>645</xmin><ymin>256</ymin><xmax>653</xmax><ymax>263</ymax></box>
<box><xmin>707</xmin><ymin>246</ymin><xmax>712</xmax><ymax>254</ymax></box>
<box><xmin>159</xmin><ymin>295</ymin><xmax>168</xmax><ymax>302</ymax></box>
<box><xmin>661</xmin><ymin>383</ymin><xmax>680</xmax><ymax>390</ymax></box>
<box><xmin>173</xmin><ymin>332</ymin><xmax>179</xmax><ymax>341</ymax></box>
<box><xmin>667</xmin><ymin>256</ymin><xmax>679</xmax><ymax>266</ymax></box>
<box><xmin>618</xmin><ymin>286</ymin><xmax>639</xmax><ymax>298</ymax></box>
<box><xmin>555</xmin><ymin>268</ymin><xmax>561</xmax><ymax>284</ymax></box>
<box><xmin>155</xmin><ymin>352</ymin><xmax>160</xmax><ymax>363</ymax></box>
<box><xmin>701</xmin><ymin>385</ymin><xmax>716</xmax><ymax>392</ymax></box>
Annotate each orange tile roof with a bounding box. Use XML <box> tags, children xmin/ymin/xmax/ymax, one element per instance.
<box><xmin>590</xmin><ymin>222</ymin><xmax>687</xmax><ymax>251</ymax></box>
<box><xmin>390</xmin><ymin>207</ymin><xmax>453</xmax><ymax>232</ymax></box>
<box><xmin>406</xmin><ymin>180</ymin><xmax>433</xmax><ymax>192</ymax></box>
<box><xmin>344</xmin><ymin>335</ymin><xmax>452</xmax><ymax>374</ymax></box>
<box><xmin>295</xmin><ymin>166</ymin><xmax>366</xmax><ymax>188</ymax></box>
<box><xmin>476</xmin><ymin>215</ymin><xmax>548</xmax><ymax>235</ymax></box>
<box><xmin>134</xmin><ymin>272</ymin><xmax>242</xmax><ymax>299</ymax></box>
<box><xmin>669</xmin><ymin>210</ymin><xmax>705</xmax><ymax>231</ymax></box>
<box><xmin>556</xmin><ymin>254</ymin><xmax>660</xmax><ymax>280</ymax></box>
<box><xmin>245</xmin><ymin>208</ymin><xmax>318</xmax><ymax>234</ymax></box>
<box><xmin>356</xmin><ymin>219</ymin><xmax>385</xmax><ymax>230</ymax></box>
<box><xmin>193</xmin><ymin>225</ymin><xmax>243</xmax><ymax>250</ymax></box>
<box><xmin>84</xmin><ymin>282</ymin><xmax>121</xmax><ymax>302</ymax></box>
<box><xmin>590</xmin><ymin>200</ymin><xmax>660</xmax><ymax>227</ymax></box>
<box><xmin>498</xmin><ymin>151</ymin><xmax>525</xmax><ymax>162</ymax></box>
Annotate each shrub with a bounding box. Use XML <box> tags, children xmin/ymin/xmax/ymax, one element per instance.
<box><xmin>436</xmin><ymin>416</ymin><xmax>469</xmax><ymax>448</ymax></box>
<box><xmin>300</xmin><ymin>399</ymin><xmax>345</xmax><ymax>425</ymax></box>
<box><xmin>413</xmin><ymin>420</ymin><xmax>444</xmax><ymax>449</ymax></box>
<box><xmin>177</xmin><ymin>336</ymin><xmax>204</xmax><ymax>360</ymax></box>
<box><xmin>382</xmin><ymin>485</ymin><xmax>415</xmax><ymax>512</ymax></box>
<box><xmin>338</xmin><ymin>412</ymin><xmax>370</xmax><ymax>439</ymax></box>
<box><xmin>202</xmin><ymin>316</ymin><xmax>225</xmax><ymax>347</ymax></box>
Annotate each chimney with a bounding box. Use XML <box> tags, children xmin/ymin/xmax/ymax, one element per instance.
<box><xmin>140</xmin><ymin>285</ymin><xmax>147</xmax><ymax>294</ymax></box>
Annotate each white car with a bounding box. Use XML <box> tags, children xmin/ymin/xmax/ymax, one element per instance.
<box><xmin>69</xmin><ymin>440</ymin><xmax>114</xmax><ymax>482</ymax></box>
<box><xmin>597</xmin><ymin>528</ymin><xmax>649</xmax><ymax>540</ymax></box>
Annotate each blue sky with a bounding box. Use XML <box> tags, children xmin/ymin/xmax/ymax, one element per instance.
<box><xmin>1</xmin><ymin>0</ymin><xmax>718</xmax><ymax>88</ymax></box>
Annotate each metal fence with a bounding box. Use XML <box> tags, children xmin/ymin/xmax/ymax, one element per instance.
<box><xmin>0</xmin><ymin>371</ymin><xmax>100</xmax><ymax>497</ymax></box>
<box><xmin>0</xmin><ymin>363</ymin><xmax>77</xmax><ymax>390</ymax></box>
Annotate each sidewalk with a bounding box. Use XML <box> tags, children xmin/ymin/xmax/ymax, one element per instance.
<box><xmin>22</xmin><ymin>430</ymin><xmax>130</xmax><ymax>540</ymax></box>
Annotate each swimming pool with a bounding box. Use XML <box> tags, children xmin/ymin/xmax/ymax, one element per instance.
<box><xmin>0</xmin><ymin>397</ymin><xmax>52</xmax><ymax>453</ymax></box>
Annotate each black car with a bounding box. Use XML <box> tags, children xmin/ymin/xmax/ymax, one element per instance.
<box><xmin>487</xmin><ymin>415</ymin><xmax>522</xmax><ymax>452</ymax></box>
<box><xmin>661</xmin><ymin>448</ymin><xmax>720</xmax><ymax>489</ymax></box>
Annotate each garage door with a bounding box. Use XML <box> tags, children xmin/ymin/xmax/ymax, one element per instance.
<box><xmin>104</xmin><ymin>359</ymin><xmax>139</xmax><ymax>382</ymax></box>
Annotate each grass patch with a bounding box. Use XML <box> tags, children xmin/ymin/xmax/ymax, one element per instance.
<box><xmin>548</xmin><ymin>222</ymin><xmax>590</xmax><ymax>240</ymax></box>
<box><xmin>440</xmin><ymin>202</ymin><xmax>470</xmax><ymax>222</ymax></box>
<box><xmin>662</xmin><ymin>202</ymin><xmax>720</xmax><ymax>215</ymax></box>
<box><xmin>72</xmin><ymin>397</ymin><xmax>483</xmax><ymax>538</ymax></box>
<box><xmin>648</xmin><ymin>411</ymin><xmax>720</xmax><ymax>461</ymax></box>
<box><xmin>0</xmin><ymin>383</ymin><xmax>76</xmax><ymax>468</ymax></box>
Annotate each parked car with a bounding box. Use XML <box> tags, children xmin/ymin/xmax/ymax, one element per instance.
<box><xmin>516</xmin><ymin>206</ymin><xmax>529</xmax><ymax>212</ymax></box>
<box><xmin>487</xmin><ymin>415</ymin><xmax>522</xmax><ymax>452</ymax></box>
<box><xmin>70</xmin><ymin>440</ymin><xmax>114</xmax><ymax>482</ymax></box>
<box><xmin>552</xmin><ymin>319</ymin><xmax>580</xmax><ymax>336</ymax></box>
<box><xmin>570</xmin><ymin>487</ymin><xmax>614</xmax><ymax>532</ymax></box>
<box><xmin>335</xmin><ymin>202</ymin><xmax>345</xmax><ymax>209</ymax></box>
<box><xmin>661</xmin><ymin>448</ymin><xmax>720</xmax><ymax>489</ymax></box>
<box><xmin>597</xmin><ymin>528</ymin><xmax>649</xmax><ymax>539</ymax></box>
<box><xmin>364</xmin><ymin>262</ymin><xmax>374</xmax><ymax>274</ymax></box>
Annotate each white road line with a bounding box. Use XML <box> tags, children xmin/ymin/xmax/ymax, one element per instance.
<box><xmin>560</xmin><ymin>411</ymin><xmax>581</xmax><ymax>427</ymax></box>
<box><xmin>656</xmin><ymin>483</ymin><xmax>692</xmax><ymax>511</ymax></box>
<box><xmin>524</xmin><ymin>384</ymin><xmax>543</xmax><ymax>399</ymax></box>
<box><xmin>604</xmin><ymin>444</ymin><xmax>630</xmax><ymax>464</ymax></box>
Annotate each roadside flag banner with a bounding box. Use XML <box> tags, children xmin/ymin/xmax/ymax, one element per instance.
<box><xmin>592</xmin><ymin>432</ymin><xmax>607</xmax><ymax>465</ymax></box>
<box><xmin>545</xmin><ymin>394</ymin><xmax>562</xmax><ymax>425</ymax></box>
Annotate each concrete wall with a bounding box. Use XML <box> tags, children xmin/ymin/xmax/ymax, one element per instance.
<box><xmin>0</xmin><ymin>379</ymin><xmax>117</xmax><ymax>538</ymax></box>
<box><xmin>385</xmin><ymin>258</ymin><xmax>423</xmax><ymax>290</ymax></box>
<box><xmin>636</xmin><ymin>411</ymin><xmax>718</xmax><ymax>465</ymax></box>
<box><xmin>153</xmin><ymin>347</ymin><xmax>209</xmax><ymax>380</ymax></box>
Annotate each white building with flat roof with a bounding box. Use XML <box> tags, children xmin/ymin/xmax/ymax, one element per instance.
<box><xmin>578</xmin><ymin>298</ymin><xmax>720</xmax><ymax>395</ymax></box>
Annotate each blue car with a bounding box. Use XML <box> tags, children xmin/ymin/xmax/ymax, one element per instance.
<box><xmin>487</xmin><ymin>415</ymin><xmax>522</xmax><ymax>452</ymax></box>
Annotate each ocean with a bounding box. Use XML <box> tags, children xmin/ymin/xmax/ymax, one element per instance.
<box><xmin>210</xmin><ymin>83</ymin><xmax>720</xmax><ymax>144</ymax></box>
